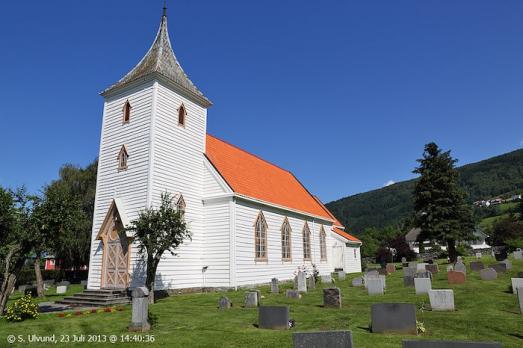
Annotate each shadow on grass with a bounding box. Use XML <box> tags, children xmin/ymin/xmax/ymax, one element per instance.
<box><xmin>357</xmin><ymin>326</ymin><xmax>371</xmax><ymax>332</ymax></box>
<box><xmin>508</xmin><ymin>333</ymin><xmax>523</xmax><ymax>340</ymax></box>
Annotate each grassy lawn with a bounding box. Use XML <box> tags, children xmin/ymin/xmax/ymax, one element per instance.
<box><xmin>0</xmin><ymin>257</ymin><xmax>522</xmax><ymax>347</ymax></box>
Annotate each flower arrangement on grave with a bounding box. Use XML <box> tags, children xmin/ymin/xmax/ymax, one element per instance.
<box><xmin>4</xmin><ymin>294</ymin><xmax>39</xmax><ymax>322</ymax></box>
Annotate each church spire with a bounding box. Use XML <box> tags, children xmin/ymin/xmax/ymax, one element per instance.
<box><xmin>101</xmin><ymin>2</ymin><xmax>212</xmax><ymax>108</ymax></box>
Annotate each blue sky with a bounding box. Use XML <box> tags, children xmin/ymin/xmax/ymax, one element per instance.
<box><xmin>1</xmin><ymin>0</ymin><xmax>522</xmax><ymax>203</ymax></box>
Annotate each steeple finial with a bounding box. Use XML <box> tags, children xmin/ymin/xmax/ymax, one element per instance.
<box><xmin>163</xmin><ymin>0</ymin><xmax>167</xmax><ymax>17</ymax></box>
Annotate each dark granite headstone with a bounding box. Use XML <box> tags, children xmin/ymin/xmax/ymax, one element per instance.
<box><xmin>426</xmin><ymin>264</ymin><xmax>439</xmax><ymax>274</ymax></box>
<box><xmin>271</xmin><ymin>278</ymin><xmax>279</xmax><ymax>293</ymax></box>
<box><xmin>371</xmin><ymin>303</ymin><xmax>417</xmax><ymax>334</ymax></box>
<box><xmin>491</xmin><ymin>263</ymin><xmax>507</xmax><ymax>273</ymax></box>
<box><xmin>415</xmin><ymin>271</ymin><xmax>433</xmax><ymax>280</ymax></box>
<box><xmin>494</xmin><ymin>249</ymin><xmax>507</xmax><ymax>261</ymax></box>
<box><xmin>218</xmin><ymin>296</ymin><xmax>232</xmax><ymax>309</ymax></box>
<box><xmin>323</xmin><ymin>288</ymin><xmax>341</xmax><ymax>309</ymax></box>
<box><xmin>258</xmin><ymin>306</ymin><xmax>289</xmax><ymax>330</ymax></box>
<box><xmin>403</xmin><ymin>276</ymin><xmax>415</xmax><ymax>287</ymax></box>
<box><xmin>479</xmin><ymin>268</ymin><xmax>497</xmax><ymax>281</ymax></box>
<box><xmin>403</xmin><ymin>267</ymin><xmax>416</xmax><ymax>278</ymax></box>
<box><xmin>469</xmin><ymin>262</ymin><xmax>485</xmax><ymax>272</ymax></box>
<box><xmin>402</xmin><ymin>339</ymin><xmax>502</xmax><ymax>348</ymax></box>
<box><xmin>293</xmin><ymin>330</ymin><xmax>354</xmax><ymax>348</ymax></box>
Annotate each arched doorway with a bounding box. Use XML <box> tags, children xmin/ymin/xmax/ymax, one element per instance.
<box><xmin>97</xmin><ymin>201</ymin><xmax>131</xmax><ymax>289</ymax></box>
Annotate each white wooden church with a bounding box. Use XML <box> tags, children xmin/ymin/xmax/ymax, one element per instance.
<box><xmin>87</xmin><ymin>8</ymin><xmax>361</xmax><ymax>291</ymax></box>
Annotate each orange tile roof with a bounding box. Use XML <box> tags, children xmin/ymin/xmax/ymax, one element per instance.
<box><xmin>205</xmin><ymin>134</ymin><xmax>333</xmax><ymax>220</ymax></box>
<box><xmin>333</xmin><ymin>227</ymin><xmax>361</xmax><ymax>243</ymax></box>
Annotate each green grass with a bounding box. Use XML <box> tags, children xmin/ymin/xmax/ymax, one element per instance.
<box><xmin>6</xmin><ymin>285</ymin><xmax>86</xmax><ymax>307</ymax></box>
<box><xmin>1</xmin><ymin>257</ymin><xmax>522</xmax><ymax>347</ymax></box>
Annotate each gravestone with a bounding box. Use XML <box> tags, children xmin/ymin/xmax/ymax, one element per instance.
<box><xmin>286</xmin><ymin>289</ymin><xmax>302</xmax><ymax>299</ymax></box>
<box><xmin>219</xmin><ymin>296</ymin><xmax>232</xmax><ymax>309</ymax></box>
<box><xmin>414</xmin><ymin>278</ymin><xmax>432</xmax><ymax>295</ymax></box>
<box><xmin>297</xmin><ymin>272</ymin><xmax>307</xmax><ymax>292</ymax></box>
<box><xmin>307</xmin><ymin>276</ymin><xmax>316</xmax><ymax>290</ymax></box>
<box><xmin>378</xmin><ymin>268</ymin><xmax>388</xmax><ymax>276</ymax></box>
<box><xmin>429</xmin><ymin>289</ymin><xmax>455</xmax><ymax>311</ymax></box>
<box><xmin>43</xmin><ymin>279</ymin><xmax>55</xmax><ymax>286</ymax></box>
<box><xmin>479</xmin><ymin>268</ymin><xmax>497</xmax><ymax>281</ymax></box>
<box><xmin>321</xmin><ymin>274</ymin><xmax>333</xmax><ymax>284</ymax></box>
<box><xmin>518</xmin><ymin>288</ymin><xmax>523</xmax><ymax>314</ymax></box>
<box><xmin>56</xmin><ymin>285</ymin><xmax>67</xmax><ymax>294</ymax></box>
<box><xmin>454</xmin><ymin>262</ymin><xmax>467</xmax><ymax>274</ymax></box>
<box><xmin>426</xmin><ymin>264</ymin><xmax>439</xmax><ymax>274</ymax></box>
<box><xmin>364</xmin><ymin>273</ymin><xmax>379</xmax><ymax>289</ymax></box>
<box><xmin>448</xmin><ymin>271</ymin><xmax>466</xmax><ymax>284</ymax></box>
<box><xmin>446</xmin><ymin>265</ymin><xmax>454</xmax><ymax>272</ymax></box>
<box><xmin>366</xmin><ymin>270</ymin><xmax>379</xmax><ymax>277</ymax></box>
<box><xmin>367</xmin><ymin>278</ymin><xmax>384</xmax><ymax>295</ymax></box>
<box><xmin>18</xmin><ymin>285</ymin><xmax>28</xmax><ymax>293</ymax></box>
<box><xmin>457</xmin><ymin>256</ymin><xmax>463</xmax><ymax>262</ymax></box>
<box><xmin>408</xmin><ymin>262</ymin><xmax>418</xmax><ymax>269</ymax></box>
<box><xmin>402</xmin><ymin>340</ymin><xmax>502</xmax><ymax>348</ymax></box>
<box><xmin>403</xmin><ymin>267</ymin><xmax>416</xmax><ymax>278</ymax></box>
<box><xmin>511</xmin><ymin>278</ymin><xmax>523</xmax><ymax>294</ymax></box>
<box><xmin>271</xmin><ymin>278</ymin><xmax>279</xmax><ymax>293</ymax></box>
<box><xmin>501</xmin><ymin>259</ymin><xmax>512</xmax><ymax>270</ymax></box>
<box><xmin>245</xmin><ymin>291</ymin><xmax>259</xmax><ymax>307</ymax></box>
<box><xmin>403</xmin><ymin>276</ymin><xmax>415</xmax><ymax>287</ymax></box>
<box><xmin>57</xmin><ymin>281</ymin><xmax>70</xmax><ymax>286</ymax></box>
<box><xmin>337</xmin><ymin>271</ymin><xmax>346</xmax><ymax>281</ymax></box>
<box><xmin>370</xmin><ymin>303</ymin><xmax>417</xmax><ymax>334</ymax></box>
<box><xmin>494</xmin><ymin>249</ymin><xmax>507</xmax><ymax>261</ymax></box>
<box><xmin>401</xmin><ymin>257</ymin><xmax>408</xmax><ymax>267</ymax></box>
<box><xmin>386</xmin><ymin>263</ymin><xmax>396</xmax><ymax>274</ymax></box>
<box><xmin>514</xmin><ymin>250</ymin><xmax>523</xmax><ymax>260</ymax></box>
<box><xmin>415</xmin><ymin>271</ymin><xmax>432</xmax><ymax>280</ymax></box>
<box><xmin>128</xmin><ymin>287</ymin><xmax>150</xmax><ymax>332</ymax></box>
<box><xmin>416</xmin><ymin>263</ymin><xmax>428</xmax><ymax>272</ymax></box>
<box><xmin>475</xmin><ymin>252</ymin><xmax>482</xmax><ymax>259</ymax></box>
<box><xmin>379</xmin><ymin>275</ymin><xmax>387</xmax><ymax>289</ymax></box>
<box><xmin>323</xmin><ymin>288</ymin><xmax>342</xmax><ymax>309</ymax></box>
<box><xmin>469</xmin><ymin>262</ymin><xmax>484</xmax><ymax>272</ymax></box>
<box><xmin>258</xmin><ymin>306</ymin><xmax>290</xmax><ymax>330</ymax></box>
<box><xmin>352</xmin><ymin>277</ymin><xmax>363</xmax><ymax>287</ymax></box>
<box><xmin>293</xmin><ymin>331</ymin><xmax>354</xmax><ymax>348</ymax></box>
<box><xmin>491</xmin><ymin>263</ymin><xmax>507</xmax><ymax>273</ymax></box>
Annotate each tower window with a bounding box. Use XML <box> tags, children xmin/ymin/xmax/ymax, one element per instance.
<box><xmin>118</xmin><ymin>145</ymin><xmax>129</xmax><ymax>171</ymax></box>
<box><xmin>123</xmin><ymin>101</ymin><xmax>132</xmax><ymax>123</ymax></box>
<box><xmin>178</xmin><ymin>103</ymin><xmax>186</xmax><ymax>126</ymax></box>
<box><xmin>254</xmin><ymin>211</ymin><xmax>268</xmax><ymax>261</ymax></box>
<box><xmin>176</xmin><ymin>195</ymin><xmax>186</xmax><ymax>220</ymax></box>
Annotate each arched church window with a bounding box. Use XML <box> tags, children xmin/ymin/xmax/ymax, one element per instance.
<box><xmin>123</xmin><ymin>100</ymin><xmax>132</xmax><ymax>123</ymax></box>
<box><xmin>254</xmin><ymin>211</ymin><xmax>268</xmax><ymax>260</ymax></box>
<box><xmin>319</xmin><ymin>226</ymin><xmax>327</xmax><ymax>261</ymax></box>
<box><xmin>178</xmin><ymin>103</ymin><xmax>186</xmax><ymax>126</ymax></box>
<box><xmin>281</xmin><ymin>217</ymin><xmax>292</xmax><ymax>261</ymax></box>
<box><xmin>302</xmin><ymin>222</ymin><xmax>312</xmax><ymax>261</ymax></box>
<box><xmin>117</xmin><ymin>145</ymin><xmax>129</xmax><ymax>171</ymax></box>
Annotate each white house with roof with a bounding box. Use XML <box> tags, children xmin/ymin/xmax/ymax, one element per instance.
<box><xmin>87</xmin><ymin>7</ymin><xmax>361</xmax><ymax>291</ymax></box>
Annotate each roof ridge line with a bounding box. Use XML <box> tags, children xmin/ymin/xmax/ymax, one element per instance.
<box><xmin>206</xmin><ymin>133</ymin><xmax>293</xmax><ymax>174</ymax></box>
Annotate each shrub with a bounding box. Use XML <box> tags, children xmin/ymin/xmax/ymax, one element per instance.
<box><xmin>5</xmin><ymin>295</ymin><xmax>39</xmax><ymax>322</ymax></box>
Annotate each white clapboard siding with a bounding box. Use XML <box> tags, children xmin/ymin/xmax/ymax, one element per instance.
<box><xmin>344</xmin><ymin>244</ymin><xmax>362</xmax><ymax>273</ymax></box>
<box><xmin>87</xmin><ymin>82</ymin><xmax>155</xmax><ymax>289</ymax></box>
<box><xmin>233</xmin><ymin>199</ymin><xmax>334</xmax><ymax>287</ymax></box>
<box><xmin>147</xmin><ymin>82</ymin><xmax>207</xmax><ymax>289</ymax></box>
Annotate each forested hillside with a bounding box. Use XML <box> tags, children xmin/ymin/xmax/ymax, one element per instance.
<box><xmin>326</xmin><ymin>149</ymin><xmax>523</xmax><ymax>234</ymax></box>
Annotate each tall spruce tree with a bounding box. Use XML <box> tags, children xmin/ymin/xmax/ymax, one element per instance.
<box><xmin>413</xmin><ymin>143</ymin><xmax>474</xmax><ymax>263</ymax></box>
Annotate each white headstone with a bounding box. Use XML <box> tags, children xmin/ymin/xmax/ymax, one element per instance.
<box><xmin>367</xmin><ymin>278</ymin><xmax>384</xmax><ymax>295</ymax></box>
<box><xmin>408</xmin><ymin>262</ymin><xmax>418</xmax><ymax>269</ymax></box>
<box><xmin>446</xmin><ymin>265</ymin><xmax>454</xmax><ymax>272</ymax></box>
<box><xmin>245</xmin><ymin>292</ymin><xmax>258</xmax><ymax>308</ymax></box>
<box><xmin>271</xmin><ymin>278</ymin><xmax>279</xmax><ymax>293</ymax></box>
<box><xmin>518</xmin><ymin>287</ymin><xmax>523</xmax><ymax>314</ymax></box>
<box><xmin>429</xmin><ymin>289</ymin><xmax>455</xmax><ymax>311</ymax></box>
<box><xmin>364</xmin><ymin>273</ymin><xmax>379</xmax><ymax>289</ymax></box>
<box><xmin>416</xmin><ymin>263</ymin><xmax>428</xmax><ymax>272</ymax></box>
<box><xmin>321</xmin><ymin>274</ymin><xmax>332</xmax><ymax>284</ymax></box>
<box><xmin>454</xmin><ymin>262</ymin><xmax>467</xmax><ymax>274</ymax></box>
<box><xmin>475</xmin><ymin>252</ymin><xmax>482</xmax><ymax>259</ymax></box>
<box><xmin>337</xmin><ymin>271</ymin><xmax>346</xmax><ymax>281</ymax></box>
<box><xmin>56</xmin><ymin>285</ymin><xmax>67</xmax><ymax>295</ymax></box>
<box><xmin>129</xmin><ymin>287</ymin><xmax>150</xmax><ymax>332</ymax></box>
<box><xmin>511</xmin><ymin>278</ymin><xmax>523</xmax><ymax>294</ymax></box>
<box><xmin>414</xmin><ymin>278</ymin><xmax>432</xmax><ymax>295</ymax></box>
<box><xmin>514</xmin><ymin>250</ymin><xmax>523</xmax><ymax>260</ymax></box>
<box><xmin>297</xmin><ymin>272</ymin><xmax>307</xmax><ymax>292</ymax></box>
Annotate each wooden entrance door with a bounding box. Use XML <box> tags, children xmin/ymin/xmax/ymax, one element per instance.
<box><xmin>103</xmin><ymin>228</ymin><xmax>129</xmax><ymax>289</ymax></box>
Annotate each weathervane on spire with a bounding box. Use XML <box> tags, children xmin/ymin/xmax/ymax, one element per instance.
<box><xmin>163</xmin><ymin>0</ymin><xmax>167</xmax><ymax>17</ymax></box>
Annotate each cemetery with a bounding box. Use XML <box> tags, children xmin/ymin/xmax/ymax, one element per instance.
<box><xmin>0</xmin><ymin>256</ymin><xmax>522</xmax><ymax>347</ymax></box>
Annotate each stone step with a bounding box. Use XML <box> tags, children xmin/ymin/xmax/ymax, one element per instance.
<box><xmin>56</xmin><ymin>297</ymin><xmax>130</xmax><ymax>307</ymax></box>
<box><xmin>71</xmin><ymin>293</ymin><xmax>128</xmax><ymax>300</ymax></box>
<box><xmin>83</xmin><ymin>289</ymin><xmax>128</xmax><ymax>295</ymax></box>
<box><xmin>61</xmin><ymin>295</ymin><xmax>130</xmax><ymax>303</ymax></box>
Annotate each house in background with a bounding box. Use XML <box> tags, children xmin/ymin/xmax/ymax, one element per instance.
<box><xmin>405</xmin><ymin>227</ymin><xmax>491</xmax><ymax>254</ymax></box>
<box><xmin>87</xmin><ymin>8</ymin><xmax>361</xmax><ymax>292</ymax></box>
